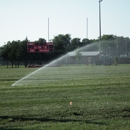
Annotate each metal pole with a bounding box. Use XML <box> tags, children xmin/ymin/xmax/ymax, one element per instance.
<box><xmin>48</xmin><ymin>18</ymin><xmax>49</xmax><ymax>42</ymax></box>
<box><xmin>99</xmin><ymin>0</ymin><xmax>102</xmax><ymax>52</ymax></box>
<box><xmin>86</xmin><ymin>18</ymin><xmax>88</xmax><ymax>39</ymax></box>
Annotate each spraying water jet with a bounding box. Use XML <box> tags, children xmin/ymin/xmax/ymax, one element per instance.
<box><xmin>12</xmin><ymin>42</ymin><xmax>101</xmax><ymax>86</ymax></box>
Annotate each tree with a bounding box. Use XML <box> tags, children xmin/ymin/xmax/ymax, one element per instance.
<box><xmin>8</xmin><ymin>41</ymin><xmax>19</xmax><ymax>68</ymax></box>
<box><xmin>18</xmin><ymin>39</ymin><xmax>28</xmax><ymax>67</ymax></box>
<box><xmin>53</xmin><ymin>34</ymin><xmax>71</xmax><ymax>52</ymax></box>
<box><xmin>35</xmin><ymin>38</ymin><xmax>46</xmax><ymax>43</ymax></box>
<box><xmin>114</xmin><ymin>56</ymin><xmax>118</xmax><ymax>66</ymax></box>
<box><xmin>75</xmin><ymin>48</ymin><xmax>82</xmax><ymax>64</ymax></box>
<box><xmin>101</xmin><ymin>34</ymin><xmax>116</xmax><ymax>40</ymax></box>
<box><xmin>71</xmin><ymin>38</ymin><xmax>81</xmax><ymax>50</ymax></box>
<box><xmin>0</xmin><ymin>34</ymin><xmax>130</xmax><ymax>67</ymax></box>
<box><xmin>82</xmin><ymin>38</ymin><xmax>90</xmax><ymax>46</ymax></box>
<box><xmin>1</xmin><ymin>42</ymin><xmax>12</xmax><ymax>67</ymax></box>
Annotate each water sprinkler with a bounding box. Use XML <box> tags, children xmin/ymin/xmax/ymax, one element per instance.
<box><xmin>70</xmin><ymin>102</ymin><xmax>72</xmax><ymax>105</ymax></box>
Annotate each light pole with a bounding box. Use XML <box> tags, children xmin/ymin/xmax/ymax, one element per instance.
<box><xmin>48</xmin><ymin>18</ymin><xmax>49</xmax><ymax>42</ymax></box>
<box><xmin>99</xmin><ymin>0</ymin><xmax>103</xmax><ymax>52</ymax></box>
<box><xmin>86</xmin><ymin>18</ymin><xmax>88</xmax><ymax>39</ymax></box>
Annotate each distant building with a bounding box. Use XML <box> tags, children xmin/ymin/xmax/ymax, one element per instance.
<box><xmin>67</xmin><ymin>51</ymin><xmax>100</xmax><ymax>64</ymax></box>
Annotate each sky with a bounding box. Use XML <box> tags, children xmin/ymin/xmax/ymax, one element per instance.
<box><xmin>0</xmin><ymin>0</ymin><xmax>130</xmax><ymax>46</ymax></box>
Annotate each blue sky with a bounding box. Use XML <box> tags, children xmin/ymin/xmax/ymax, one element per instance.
<box><xmin>0</xmin><ymin>0</ymin><xmax>130</xmax><ymax>46</ymax></box>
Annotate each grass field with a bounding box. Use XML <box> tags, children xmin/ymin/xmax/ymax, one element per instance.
<box><xmin>0</xmin><ymin>65</ymin><xmax>130</xmax><ymax>130</ymax></box>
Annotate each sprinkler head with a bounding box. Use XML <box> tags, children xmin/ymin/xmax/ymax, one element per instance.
<box><xmin>69</xmin><ymin>102</ymin><xmax>72</xmax><ymax>105</ymax></box>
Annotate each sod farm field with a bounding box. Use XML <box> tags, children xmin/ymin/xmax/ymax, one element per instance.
<box><xmin>0</xmin><ymin>65</ymin><xmax>130</xmax><ymax>130</ymax></box>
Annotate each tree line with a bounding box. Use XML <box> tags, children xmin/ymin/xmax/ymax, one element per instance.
<box><xmin>0</xmin><ymin>34</ymin><xmax>130</xmax><ymax>67</ymax></box>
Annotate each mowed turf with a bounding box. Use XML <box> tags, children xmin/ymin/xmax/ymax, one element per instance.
<box><xmin>0</xmin><ymin>65</ymin><xmax>130</xmax><ymax>130</ymax></box>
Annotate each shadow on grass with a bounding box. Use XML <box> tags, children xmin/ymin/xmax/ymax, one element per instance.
<box><xmin>0</xmin><ymin>127</ymin><xmax>22</xmax><ymax>130</ymax></box>
<box><xmin>0</xmin><ymin>115</ymin><xmax>106</xmax><ymax>126</ymax></box>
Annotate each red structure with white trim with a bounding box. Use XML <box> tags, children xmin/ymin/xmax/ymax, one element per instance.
<box><xmin>27</xmin><ymin>42</ymin><xmax>54</xmax><ymax>53</ymax></box>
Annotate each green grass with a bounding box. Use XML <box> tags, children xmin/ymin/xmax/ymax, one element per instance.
<box><xmin>0</xmin><ymin>65</ymin><xmax>130</xmax><ymax>130</ymax></box>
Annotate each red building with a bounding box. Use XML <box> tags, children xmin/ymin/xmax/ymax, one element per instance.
<box><xmin>27</xmin><ymin>42</ymin><xmax>54</xmax><ymax>53</ymax></box>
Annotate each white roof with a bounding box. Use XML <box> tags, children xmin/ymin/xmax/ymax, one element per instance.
<box><xmin>68</xmin><ymin>51</ymin><xmax>100</xmax><ymax>56</ymax></box>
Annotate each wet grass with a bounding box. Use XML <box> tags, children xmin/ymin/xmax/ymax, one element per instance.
<box><xmin>0</xmin><ymin>65</ymin><xmax>130</xmax><ymax>130</ymax></box>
